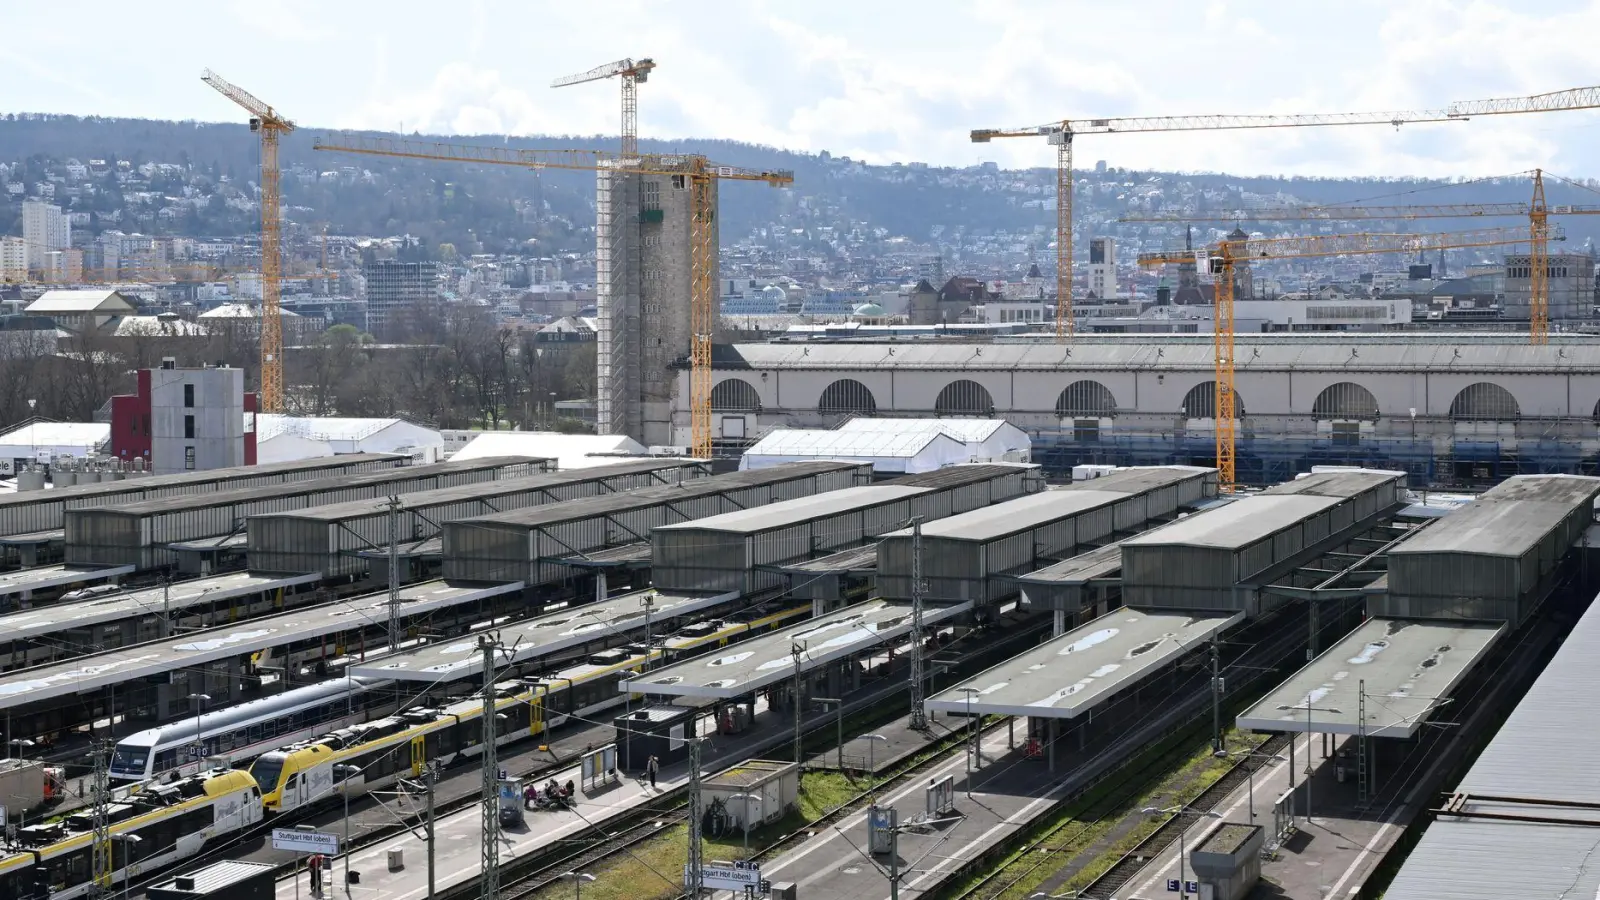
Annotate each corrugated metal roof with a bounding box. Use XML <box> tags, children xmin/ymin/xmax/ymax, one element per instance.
<box><xmin>1260</xmin><ymin>470</ymin><xmax>1401</xmax><ymax>498</ymax></box>
<box><xmin>885</xmin><ymin>490</ymin><xmax>1128</xmax><ymax>543</ymax></box>
<box><xmin>461</xmin><ymin>461</ymin><xmax>866</xmax><ymax>529</ymax></box>
<box><xmin>1383</xmin><ymin>593</ymin><xmax>1600</xmax><ymax>900</ymax></box>
<box><xmin>252</xmin><ymin>459</ymin><xmax>697</xmax><ymax>523</ymax></box>
<box><xmin>1018</xmin><ymin>541</ymin><xmax>1124</xmax><ymax>584</ymax></box>
<box><xmin>1389</xmin><ymin>474</ymin><xmax>1600</xmax><ymax>558</ymax></box>
<box><xmin>892</xmin><ymin>463</ymin><xmax>1035</xmax><ymax>489</ymax></box>
<box><xmin>1122</xmin><ymin>494</ymin><xmax>1339</xmax><ymax>550</ymax></box>
<box><xmin>776</xmin><ymin>543</ymin><xmax>880</xmax><ymax>574</ymax></box>
<box><xmin>150</xmin><ymin>859</ymin><xmax>277</xmax><ymax>894</ymax></box>
<box><xmin>724</xmin><ymin>335</ymin><xmax>1600</xmax><ymax>373</ymax></box>
<box><xmin>655</xmin><ymin>485</ymin><xmax>926</xmax><ymax>534</ymax></box>
<box><xmin>1061</xmin><ymin>465</ymin><xmax>1213</xmax><ymax>496</ymax></box>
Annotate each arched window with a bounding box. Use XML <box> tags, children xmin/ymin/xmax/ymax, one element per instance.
<box><xmin>1181</xmin><ymin>381</ymin><xmax>1246</xmax><ymax>419</ymax></box>
<box><xmin>1055</xmin><ymin>380</ymin><xmax>1117</xmax><ymax>418</ymax></box>
<box><xmin>1449</xmin><ymin>383</ymin><xmax>1519</xmax><ymax>421</ymax></box>
<box><xmin>1312</xmin><ymin>382</ymin><xmax>1380</xmax><ymax>420</ymax></box>
<box><xmin>934</xmin><ymin>380</ymin><xmax>994</xmax><ymax>416</ymax></box>
<box><xmin>710</xmin><ymin>379</ymin><xmax>761</xmax><ymax>412</ymax></box>
<box><xmin>818</xmin><ymin>379</ymin><xmax>877</xmax><ymax>416</ymax></box>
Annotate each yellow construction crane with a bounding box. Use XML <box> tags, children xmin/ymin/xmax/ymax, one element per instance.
<box><xmin>202</xmin><ymin>68</ymin><xmax>294</xmax><ymax>412</ymax></box>
<box><xmin>1120</xmin><ymin>169</ymin><xmax>1600</xmax><ymax>344</ymax></box>
<box><xmin>971</xmin><ymin>84</ymin><xmax>1600</xmax><ymax>342</ymax></box>
<box><xmin>551</xmin><ymin>57</ymin><xmax>656</xmax><ymax>157</ymax></box>
<box><xmin>311</xmin><ymin>134</ymin><xmax>794</xmax><ymax>459</ymax></box>
<box><xmin>1138</xmin><ymin>225</ymin><xmax>1550</xmax><ymax>492</ymax></box>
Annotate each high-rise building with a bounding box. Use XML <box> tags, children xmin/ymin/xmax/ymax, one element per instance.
<box><xmin>1087</xmin><ymin>237</ymin><xmax>1116</xmax><ymax>300</ymax></box>
<box><xmin>43</xmin><ymin>249</ymin><xmax>83</xmax><ymax>284</ymax></box>
<box><xmin>21</xmin><ymin>200</ymin><xmax>69</xmax><ymax>275</ymax></box>
<box><xmin>595</xmin><ymin>165</ymin><xmax>716</xmax><ymax>446</ymax></box>
<box><xmin>362</xmin><ymin>260</ymin><xmax>440</xmax><ymax>337</ymax></box>
<box><xmin>110</xmin><ymin>360</ymin><xmax>257</xmax><ymax>475</ymax></box>
<box><xmin>0</xmin><ymin>237</ymin><xmax>25</xmax><ymax>282</ymax></box>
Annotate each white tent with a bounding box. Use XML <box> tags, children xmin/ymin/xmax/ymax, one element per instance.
<box><xmin>837</xmin><ymin>417</ymin><xmax>1030</xmax><ymax>463</ymax></box>
<box><xmin>255</xmin><ymin>415</ymin><xmax>444</xmax><ymax>463</ymax></box>
<box><xmin>740</xmin><ymin>428</ymin><xmax>969</xmax><ymax>475</ymax></box>
<box><xmin>450</xmin><ymin>432</ymin><xmax>649</xmax><ymax>469</ymax></box>
<box><xmin>0</xmin><ymin>422</ymin><xmax>109</xmax><ymax>467</ymax></box>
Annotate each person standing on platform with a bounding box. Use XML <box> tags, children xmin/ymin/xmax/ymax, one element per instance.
<box><xmin>308</xmin><ymin>854</ymin><xmax>324</xmax><ymax>897</ymax></box>
<box><xmin>646</xmin><ymin>754</ymin><xmax>659</xmax><ymax>789</ymax></box>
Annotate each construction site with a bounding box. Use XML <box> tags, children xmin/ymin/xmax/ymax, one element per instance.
<box><xmin>2</xmin><ymin>44</ymin><xmax>1600</xmax><ymax>900</ymax></box>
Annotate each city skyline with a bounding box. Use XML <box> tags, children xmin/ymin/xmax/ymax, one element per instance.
<box><xmin>3</xmin><ymin>1</ymin><xmax>1600</xmax><ymax>178</ymax></box>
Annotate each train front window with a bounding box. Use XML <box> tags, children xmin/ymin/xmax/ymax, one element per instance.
<box><xmin>110</xmin><ymin>746</ymin><xmax>149</xmax><ymax>774</ymax></box>
<box><xmin>249</xmin><ymin>757</ymin><xmax>284</xmax><ymax>794</ymax></box>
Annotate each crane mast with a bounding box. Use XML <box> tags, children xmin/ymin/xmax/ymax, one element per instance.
<box><xmin>201</xmin><ymin>69</ymin><xmax>295</xmax><ymax>412</ymax></box>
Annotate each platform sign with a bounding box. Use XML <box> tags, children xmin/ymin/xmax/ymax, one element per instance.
<box><xmin>1185</xmin><ymin>881</ymin><xmax>1199</xmax><ymax>894</ymax></box>
<box><xmin>688</xmin><ymin>862</ymin><xmax>761</xmax><ymax>892</ymax></box>
<box><xmin>272</xmin><ymin>828</ymin><xmax>339</xmax><ymax>855</ymax></box>
<box><xmin>926</xmin><ymin>775</ymin><xmax>955</xmax><ymax>816</ymax></box>
<box><xmin>1167</xmin><ymin>879</ymin><xmax>1180</xmax><ymax>892</ymax></box>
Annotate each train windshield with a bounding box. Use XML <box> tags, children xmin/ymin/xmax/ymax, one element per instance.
<box><xmin>109</xmin><ymin>745</ymin><xmax>149</xmax><ymax>775</ymax></box>
<box><xmin>249</xmin><ymin>756</ymin><xmax>285</xmax><ymax>794</ymax></box>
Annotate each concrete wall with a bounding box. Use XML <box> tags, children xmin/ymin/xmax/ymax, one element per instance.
<box><xmin>149</xmin><ymin>367</ymin><xmax>244</xmax><ymax>475</ymax></box>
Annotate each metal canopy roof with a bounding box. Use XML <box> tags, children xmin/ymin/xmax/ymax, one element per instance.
<box><xmin>252</xmin><ymin>458</ymin><xmax>702</xmax><ymax>523</ymax></box>
<box><xmin>654</xmin><ymin>485</ymin><xmax>926</xmax><ymax>535</ymax></box>
<box><xmin>926</xmin><ymin>609</ymin><xmax>1242</xmax><ymax>719</ymax></box>
<box><xmin>775</xmin><ymin>543</ymin><xmax>880</xmax><ymax>575</ymax></box>
<box><xmin>1122</xmin><ymin>494</ymin><xmax>1339</xmax><ymax>550</ymax></box>
<box><xmin>1389</xmin><ymin>474</ymin><xmax>1600</xmax><ymax>559</ymax></box>
<box><xmin>0</xmin><ymin>571</ymin><xmax>320</xmax><ymax>644</ymax></box>
<box><xmin>881</xmin><ymin>489</ymin><xmax>1130</xmax><ymax>543</ymax></box>
<box><xmin>1236</xmin><ymin>617</ymin><xmax>1503</xmax><ymax>738</ymax></box>
<box><xmin>1383</xmin><ymin>591</ymin><xmax>1600</xmax><ymax>900</ymax></box>
<box><xmin>0</xmin><ymin>579</ymin><xmax>523</xmax><ymax>710</ymax></box>
<box><xmin>1018</xmin><ymin>542</ymin><xmax>1125</xmax><ymax>586</ymax></box>
<box><xmin>348</xmin><ymin>589</ymin><xmax>733</xmax><ymax>681</ymax></box>
<box><xmin>623</xmin><ymin>599</ymin><xmax>973</xmax><ymax>699</ymax></box>
<box><xmin>0</xmin><ymin>563</ymin><xmax>134</xmax><ymax>598</ymax></box>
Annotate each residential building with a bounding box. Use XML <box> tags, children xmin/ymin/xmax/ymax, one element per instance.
<box><xmin>362</xmin><ymin>260</ymin><xmax>439</xmax><ymax>337</ymax></box>
<box><xmin>1087</xmin><ymin>237</ymin><xmax>1116</xmax><ymax>300</ymax></box>
<box><xmin>43</xmin><ymin>249</ymin><xmax>84</xmax><ymax>284</ymax></box>
<box><xmin>0</xmin><ymin>237</ymin><xmax>25</xmax><ymax>282</ymax></box>
<box><xmin>109</xmin><ymin>360</ymin><xmax>257</xmax><ymax>475</ymax></box>
<box><xmin>21</xmin><ymin>200</ymin><xmax>69</xmax><ymax>275</ymax></box>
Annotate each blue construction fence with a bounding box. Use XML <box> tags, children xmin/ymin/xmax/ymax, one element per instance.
<box><xmin>1026</xmin><ymin>430</ymin><xmax>1600</xmax><ymax>489</ymax></box>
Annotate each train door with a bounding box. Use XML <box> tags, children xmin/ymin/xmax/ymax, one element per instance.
<box><xmin>531</xmin><ymin>694</ymin><xmax>544</xmax><ymax>737</ymax></box>
<box><xmin>410</xmin><ymin>735</ymin><xmax>426</xmax><ymax>776</ymax></box>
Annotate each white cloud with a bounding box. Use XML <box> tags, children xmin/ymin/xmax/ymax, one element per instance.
<box><xmin>2</xmin><ymin>0</ymin><xmax>1599</xmax><ymax>180</ymax></box>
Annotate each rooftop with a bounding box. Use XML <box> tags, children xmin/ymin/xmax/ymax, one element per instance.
<box><xmin>884</xmin><ymin>489</ymin><xmax>1130</xmax><ymax>543</ymax></box>
<box><xmin>1389</xmin><ymin>474</ymin><xmax>1600</xmax><ymax>559</ymax></box>
<box><xmin>449</xmin><ymin>432</ymin><xmax>651</xmax><ymax>469</ymax></box>
<box><xmin>25</xmin><ymin>290</ymin><xmax>136</xmax><ymax>314</ymax></box>
<box><xmin>1236</xmin><ymin>617</ymin><xmax>1503</xmax><ymax>738</ymax></box>
<box><xmin>925</xmin><ymin>609</ymin><xmax>1242</xmax><ymax>719</ymax></box>
<box><xmin>654</xmin><ymin>485</ymin><xmax>927</xmax><ymax>535</ymax></box>
<box><xmin>1122</xmin><ymin>494</ymin><xmax>1337</xmax><ymax>550</ymax></box>
<box><xmin>0</xmin><ymin>421</ymin><xmax>109</xmax><ymax>450</ymax></box>
<box><xmin>743</xmin><ymin>428</ymin><xmax>959</xmax><ymax>460</ymax></box>
<box><xmin>1018</xmin><ymin>541</ymin><xmax>1125</xmax><ymax>585</ymax></box>
<box><xmin>623</xmin><ymin>599</ymin><xmax>972</xmax><ymax>699</ymax></box>
<box><xmin>0</xmin><ymin>571</ymin><xmax>319</xmax><ymax>644</ymax></box>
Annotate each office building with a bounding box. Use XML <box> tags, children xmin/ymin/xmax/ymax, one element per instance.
<box><xmin>362</xmin><ymin>260</ymin><xmax>440</xmax><ymax>338</ymax></box>
<box><xmin>1087</xmin><ymin>237</ymin><xmax>1116</xmax><ymax>300</ymax></box>
<box><xmin>1503</xmin><ymin>252</ymin><xmax>1596</xmax><ymax>321</ymax></box>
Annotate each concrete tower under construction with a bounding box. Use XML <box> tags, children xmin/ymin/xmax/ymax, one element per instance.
<box><xmin>595</xmin><ymin>164</ymin><xmax>717</xmax><ymax>447</ymax></box>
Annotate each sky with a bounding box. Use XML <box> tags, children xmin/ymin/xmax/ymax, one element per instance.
<box><xmin>6</xmin><ymin>0</ymin><xmax>1600</xmax><ymax>179</ymax></box>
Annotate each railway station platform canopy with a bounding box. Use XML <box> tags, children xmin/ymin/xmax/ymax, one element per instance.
<box><xmin>1237</xmin><ymin>616</ymin><xmax>1503</xmax><ymax>739</ymax></box>
<box><xmin>0</xmin><ymin>563</ymin><xmax>133</xmax><ymax>600</ymax></box>
<box><xmin>1016</xmin><ymin>542</ymin><xmax>1124</xmax><ymax>611</ymax></box>
<box><xmin>0</xmin><ymin>570</ymin><xmax>319</xmax><ymax>645</ymax></box>
<box><xmin>926</xmin><ymin>608</ymin><xmax>1242</xmax><ymax>718</ymax></box>
<box><xmin>0</xmin><ymin>579</ymin><xmax>523</xmax><ymax>712</ymax></box>
<box><xmin>621</xmin><ymin>599</ymin><xmax>973</xmax><ymax>700</ymax></box>
<box><xmin>348</xmin><ymin>588</ymin><xmax>736</xmax><ymax>681</ymax></box>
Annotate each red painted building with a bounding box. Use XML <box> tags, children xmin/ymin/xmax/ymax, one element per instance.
<box><xmin>110</xmin><ymin>361</ymin><xmax>257</xmax><ymax>471</ymax></box>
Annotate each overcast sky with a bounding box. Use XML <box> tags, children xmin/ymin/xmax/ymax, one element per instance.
<box><xmin>5</xmin><ymin>0</ymin><xmax>1600</xmax><ymax>178</ymax></box>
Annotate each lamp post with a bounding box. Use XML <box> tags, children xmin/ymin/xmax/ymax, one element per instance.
<box><xmin>957</xmin><ymin>687</ymin><xmax>981</xmax><ymax>797</ymax></box>
<box><xmin>6</xmin><ymin>739</ymin><xmax>33</xmax><ymax>762</ymax></box>
<box><xmin>186</xmin><ymin>693</ymin><xmax>211</xmax><ymax>771</ymax></box>
<box><xmin>111</xmin><ymin>833</ymin><xmax>142</xmax><ymax>900</ymax></box>
<box><xmin>815</xmin><ymin>698</ymin><xmax>844</xmax><ymax>773</ymax></box>
<box><xmin>1213</xmin><ymin>749</ymin><xmax>1286</xmax><ymax>822</ymax></box>
<box><xmin>1142</xmin><ymin>806</ymin><xmax>1222</xmax><ymax>900</ymax></box>
<box><xmin>1293</xmin><ymin>702</ymin><xmax>1340</xmax><ymax>822</ymax></box>
<box><xmin>863</xmin><ymin>734</ymin><xmax>888</xmax><ymax>802</ymax></box>
<box><xmin>559</xmin><ymin>871</ymin><xmax>595</xmax><ymax>900</ymax></box>
<box><xmin>332</xmin><ymin>764</ymin><xmax>361</xmax><ymax>892</ymax></box>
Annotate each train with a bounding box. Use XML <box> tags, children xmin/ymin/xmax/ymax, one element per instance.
<box><xmin>0</xmin><ymin>769</ymin><xmax>261</xmax><ymax>900</ymax></box>
<box><xmin>250</xmin><ymin>605</ymin><xmax>808</xmax><ymax>813</ymax></box>
<box><xmin>110</xmin><ymin>676</ymin><xmax>399</xmax><ymax>782</ymax></box>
